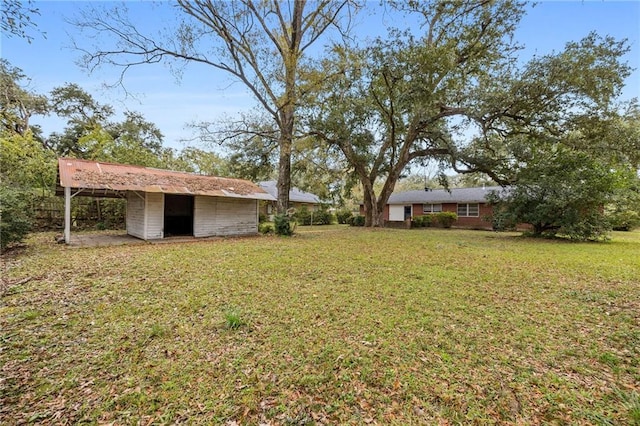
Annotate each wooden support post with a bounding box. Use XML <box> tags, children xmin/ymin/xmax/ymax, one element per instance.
<box><xmin>64</xmin><ymin>186</ymin><xmax>71</xmax><ymax>244</ymax></box>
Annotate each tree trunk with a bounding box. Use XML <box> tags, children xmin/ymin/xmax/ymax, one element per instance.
<box><xmin>276</xmin><ymin>73</ymin><xmax>295</xmax><ymax>214</ymax></box>
<box><xmin>276</xmin><ymin>134</ymin><xmax>292</xmax><ymax>214</ymax></box>
<box><xmin>274</xmin><ymin>0</ymin><xmax>303</xmax><ymax>215</ymax></box>
<box><xmin>360</xmin><ymin>178</ymin><xmax>387</xmax><ymax>227</ymax></box>
<box><xmin>361</xmin><ymin>171</ymin><xmax>403</xmax><ymax>227</ymax></box>
<box><xmin>370</xmin><ymin>203</ymin><xmax>385</xmax><ymax>227</ymax></box>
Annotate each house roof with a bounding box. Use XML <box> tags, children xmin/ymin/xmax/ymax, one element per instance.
<box><xmin>388</xmin><ymin>186</ymin><xmax>505</xmax><ymax>204</ymax></box>
<box><xmin>258</xmin><ymin>180</ymin><xmax>321</xmax><ymax>204</ymax></box>
<box><xmin>56</xmin><ymin>158</ymin><xmax>276</xmax><ymax>201</ymax></box>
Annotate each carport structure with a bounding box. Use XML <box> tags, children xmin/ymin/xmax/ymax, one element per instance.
<box><xmin>56</xmin><ymin>158</ymin><xmax>275</xmax><ymax>244</ymax></box>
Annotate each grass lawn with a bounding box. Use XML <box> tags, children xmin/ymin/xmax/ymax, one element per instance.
<box><xmin>1</xmin><ymin>226</ymin><xmax>639</xmax><ymax>425</ymax></box>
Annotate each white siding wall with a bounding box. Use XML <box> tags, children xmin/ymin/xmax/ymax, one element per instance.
<box><xmin>145</xmin><ymin>192</ymin><xmax>164</xmax><ymax>240</ymax></box>
<box><xmin>126</xmin><ymin>191</ymin><xmax>145</xmax><ymax>239</ymax></box>
<box><xmin>193</xmin><ymin>197</ymin><xmax>257</xmax><ymax>236</ymax></box>
<box><xmin>389</xmin><ymin>205</ymin><xmax>406</xmax><ymax>221</ymax></box>
<box><xmin>193</xmin><ymin>195</ymin><xmax>217</xmax><ymax>237</ymax></box>
<box><xmin>131</xmin><ymin>193</ymin><xmax>257</xmax><ymax>240</ymax></box>
<box><xmin>214</xmin><ymin>198</ymin><xmax>257</xmax><ymax>236</ymax></box>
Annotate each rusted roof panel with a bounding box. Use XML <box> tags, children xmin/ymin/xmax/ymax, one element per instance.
<box><xmin>57</xmin><ymin>158</ymin><xmax>276</xmax><ymax>201</ymax></box>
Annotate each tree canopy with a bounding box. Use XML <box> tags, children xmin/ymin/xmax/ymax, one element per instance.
<box><xmin>73</xmin><ymin>0</ymin><xmax>360</xmax><ymax>215</ymax></box>
<box><xmin>2</xmin><ymin>1</ymin><xmax>638</xmax><ymax>242</ymax></box>
<box><xmin>304</xmin><ymin>1</ymin><xmax>636</xmax><ymax>227</ymax></box>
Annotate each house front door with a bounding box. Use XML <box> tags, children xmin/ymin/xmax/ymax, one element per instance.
<box><xmin>404</xmin><ymin>205</ymin><xmax>412</xmax><ymax>220</ymax></box>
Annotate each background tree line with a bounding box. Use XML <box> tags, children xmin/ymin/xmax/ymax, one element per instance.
<box><xmin>0</xmin><ymin>58</ymin><xmax>260</xmax><ymax>249</ymax></box>
<box><xmin>73</xmin><ymin>0</ymin><xmax>638</xmax><ymax>239</ymax></box>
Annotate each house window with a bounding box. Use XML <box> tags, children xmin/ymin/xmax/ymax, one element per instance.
<box><xmin>457</xmin><ymin>203</ymin><xmax>479</xmax><ymax>217</ymax></box>
<box><xmin>423</xmin><ymin>203</ymin><xmax>442</xmax><ymax>214</ymax></box>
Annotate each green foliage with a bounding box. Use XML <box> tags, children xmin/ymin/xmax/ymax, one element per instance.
<box><xmin>0</xmin><ymin>185</ymin><xmax>33</xmax><ymax>251</ymax></box>
<box><xmin>606</xmin><ymin>171</ymin><xmax>640</xmax><ymax>231</ymax></box>
<box><xmin>435</xmin><ymin>212</ymin><xmax>457</xmax><ymax>229</ymax></box>
<box><xmin>172</xmin><ymin>147</ymin><xmax>228</xmax><ymax>176</ymax></box>
<box><xmin>335</xmin><ymin>209</ymin><xmax>353</xmax><ymax>225</ymax></box>
<box><xmin>348</xmin><ymin>215</ymin><xmax>365</xmax><ymax>227</ymax></box>
<box><xmin>488</xmin><ymin>209</ymin><xmax>517</xmax><ymax>232</ymax></box>
<box><xmin>0</xmin><ymin>59</ymin><xmax>48</xmax><ymax>137</ymax></box>
<box><xmin>292</xmin><ymin>205</ymin><xmax>311</xmax><ymax>225</ymax></box>
<box><xmin>411</xmin><ymin>215</ymin><xmax>432</xmax><ymax>228</ymax></box>
<box><xmin>306</xmin><ymin>4</ymin><xmax>634</xmax><ymax>228</ymax></box>
<box><xmin>608</xmin><ymin>210</ymin><xmax>640</xmax><ymax>232</ymax></box>
<box><xmin>258</xmin><ymin>222</ymin><xmax>274</xmax><ymax>234</ymax></box>
<box><xmin>223</xmin><ymin>308</ymin><xmax>245</xmax><ymax>330</ymax></box>
<box><xmin>293</xmin><ymin>205</ymin><xmax>334</xmax><ymax>226</ymax></box>
<box><xmin>49</xmin><ymin>85</ymin><xmax>167</xmax><ymax>168</ymax></box>
<box><xmin>0</xmin><ymin>130</ymin><xmax>57</xmax><ymax>192</ymax></box>
<box><xmin>488</xmin><ymin>149</ymin><xmax>618</xmax><ymax>241</ymax></box>
<box><xmin>274</xmin><ymin>214</ymin><xmax>295</xmax><ymax>236</ymax></box>
<box><xmin>321</xmin><ymin>209</ymin><xmax>334</xmax><ymax>225</ymax></box>
<box><xmin>104</xmin><ymin>111</ymin><xmax>165</xmax><ymax>167</ymax></box>
<box><xmin>223</xmin><ymin>130</ymin><xmax>277</xmax><ymax>182</ymax></box>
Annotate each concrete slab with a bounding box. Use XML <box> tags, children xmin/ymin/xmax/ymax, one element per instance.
<box><xmin>65</xmin><ymin>233</ymin><xmax>232</xmax><ymax>248</ymax></box>
<box><xmin>67</xmin><ymin>233</ymin><xmax>146</xmax><ymax>248</ymax></box>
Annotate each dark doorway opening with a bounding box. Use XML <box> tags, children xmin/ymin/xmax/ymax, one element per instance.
<box><xmin>404</xmin><ymin>205</ymin><xmax>412</xmax><ymax>220</ymax></box>
<box><xmin>164</xmin><ymin>194</ymin><xmax>194</xmax><ymax>236</ymax></box>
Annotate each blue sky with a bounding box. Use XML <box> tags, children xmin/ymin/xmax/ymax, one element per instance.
<box><xmin>2</xmin><ymin>1</ymin><xmax>639</xmax><ymax>150</ymax></box>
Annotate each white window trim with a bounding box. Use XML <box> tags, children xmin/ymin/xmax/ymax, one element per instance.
<box><xmin>457</xmin><ymin>203</ymin><xmax>480</xmax><ymax>217</ymax></box>
<box><xmin>423</xmin><ymin>203</ymin><xmax>442</xmax><ymax>214</ymax></box>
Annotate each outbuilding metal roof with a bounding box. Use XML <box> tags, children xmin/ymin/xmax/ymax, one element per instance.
<box><xmin>57</xmin><ymin>158</ymin><xmax>276</xmax><ymax>201</ymax></box>
<box><xmin>388</xmin><ymin>186</ymin><xmax>506</xmax><ymax>204</ymax></box>
<box><xmin>258</xmin><ymin>180</ymin><xmax>322</xmax><ymax>204</ymax></box>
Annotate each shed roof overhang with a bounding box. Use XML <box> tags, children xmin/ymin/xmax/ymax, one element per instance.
<box><xmin>56</xmin><ymin>158</ymin><xmax>276</xmax><ymax>201</ymax></box>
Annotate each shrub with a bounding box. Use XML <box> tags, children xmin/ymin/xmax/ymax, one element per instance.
<box><xmin>435</xmin><ymin>211</ymin><xmax>458</xmax><ymax>228</ymax></box>
<box><xmin>348</xmin><ymin>215</ymin><xmax>365</xmax><ymax>226</ymax></box>
<box><xmin>485</xmin><ymin>150</ymin><xmax>623</xmax><ymax>241</ymax></box>
<box><xmin>293</xmin><ymin>205</ymin><xmax>334</xmax><ymax>225</ymax></box>
<box><xmin>258</xmin><ymin>222</ymin><xmax>274</xmax><ymax>234</ymax></box>
<box><xmin>274</xmin><ymin>214</ymin><xmax>295</xmax><ymax>236</ymax></box>
<box><xmin>258</xmin><ymin>213</ymin><xmax>268</xmax><ymax>223</ymax></box>
<box><xmin>336</xmin><ymin>209</ymin><xmax>353</xmax><ymax>224</ymax></box>
<box><xmin>0</xmin><ymin>185</ymin><xmax>33</xmax><ymax>251</ymax></box>
<box><xmin>293</xmin><ymin>206</ymin><xmax>311</xmax><ymax>225</ymax></box>
<box><xmin>412</xmin><ymin>215</ymin><xmax>432</xmax><ymax>228</ymax></box>
<box><xmin>489</xmin><ymin>210</ymin><xmax>517</xmax><ymax>232</ymax></box>
<box><xmin>313</xmin><ymin>209</ymin><xmax>335</xmax><ymax>225</ymax></box>
<box><xmin>608</xmin><ymin>209</ymin><xmax>640</xmax><ymax>231</ymax></box>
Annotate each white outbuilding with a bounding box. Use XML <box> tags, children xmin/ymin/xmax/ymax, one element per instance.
<box><xmin>56</xmin><ymin>158</ymin><xmax>275</xmax><ymax>243</ymax></box>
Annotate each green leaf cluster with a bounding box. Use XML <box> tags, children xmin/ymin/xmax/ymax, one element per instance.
<box><xmin>0</xmin><ymin>184</ymin><xmax>33</xmax><ymax>251</ymax></box>
<box><xmin>488</xmin><ymin>148</ymin><xmax>623</xmax><ymax>241</ymax></box>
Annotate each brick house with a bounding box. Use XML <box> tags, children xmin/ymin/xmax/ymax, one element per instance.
<box><xmin>363</xmin><ymin>186</ymin><xmax>506</xmax><ymax>229</ymax></box>
<box><xmin>258</xmin><ymin>180</ymin><xmax>322</xmax><ymax>218</ymax></box>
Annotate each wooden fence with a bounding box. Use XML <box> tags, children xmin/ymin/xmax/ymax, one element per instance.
<box><xmin>30</xmin><ymin>196</ymin><xmax>126</xmax><ymax>231</ymax></box>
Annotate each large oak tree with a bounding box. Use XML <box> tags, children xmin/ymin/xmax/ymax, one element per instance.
<box><xmin>305</xmin><ymin>1</ymin><xmax>633</xmax><ymax>227</ymax></box>
<box><xmin>73</xmin><ymin>0</ymin><xmax>359</xmax><ymax>214</ymax></box>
